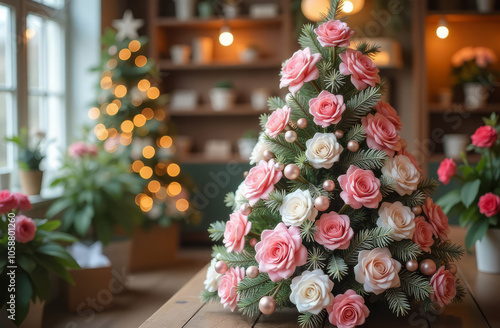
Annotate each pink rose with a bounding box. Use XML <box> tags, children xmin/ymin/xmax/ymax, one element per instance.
<box><xmin>338</xmin><ymin>165</ymin><xmax>382</xmax><ymax>209</ymax></box>
<box><xmin>471</xmin><ymin>125</ymin><xmax>498</xmax><ymax>148</ymax></box>
<box><xmin>354</xmin><ymin>247</ymin><xmax>401</xmax><ymax>295</ymax></box>
<box><xmin>14</xmin><ymin>215</ymin><xmax>37</xmax><ymax>243</ymax></box>
<box><xmin>223</xmin><ymin>210</ymin><xmax>252</xmax><ymax>253</ymax></box>
<box><xmin>437</xmin><ymin>159</ymin><xmax>457</xmax><ymax>185</ymax></box>
<box><xmin>423</xmin><ymin>198</ymin><xmax>450</xmax><ymax>241</ymax></box>
<box><xmin>243</xmin><ymin>159</ymin><xmax>283</xmax><ymax>206</ymax></box>
<box><xmin>86</xmin><ymin>144</ymin><xmax>98</xmax><ymax>156</ymax></box>
<box><xmin>265</xmin><ymin>105</ymin><xmax>291</xmax><ymax>138</ymax></box>
<box><xmin>430</xmin><ymin>266</ymin><xmax>456</xmax><ymax>307</ymax></box>
<box><xmin>280</xmin><ymin>47</ymin><xmax>322</xmax><ymax>95</ymax></box>
<box><xmin>361</xmin><ymin>113</ymin><xmax>401</xmax><ymax>157</ymax></box>
<box><xmin>13</xmin><ymin>193</ymin><xmax>32</xmax><ymax>211</ymax></box>
<box><xmin>374</xmin><ymin>101</ymin><xmax>402</xmax><ymax>131</ymax></box>
<box><xmin>412</xmin><ymin>216</ymin><xmax>434</xmax><ymax>253</ymax></box>
<box><xmin>314</xmin><ymin>20</ymin><xmax>355</xmax><ymax>48</ymax></box>
<box><xmin>255</xmin><ymin>223</ymin><xmax>307</xmax><ymax>282</ymax></box>
<box><xmin>218</xmin><ymin>267</ymin><xmax>245</xmax><ymax>312</ymax></box>
<box><xmin>478</xmin><ymin>193</ymin><xmax>500</xmax><ymax>217</ymax></box>
<box><xmin>0</xmin><ymin>190</ymin><xmax>17</xmax><ymax>214</ymax></box>
<box><xmin>308</xmin><ymin>90</ymin><xmax>346</xmax><ymax>127</ymax></box>
<box><xmin>398</xmin><ymin>146</ymin><xmax>424</xmax><ymax>177</ymax></box>
<box><xmin>68</xmin><ymin>142</ymin><xmax>98</xmax><ymax>158</ymax></box>
<box><xmin>327</xmin><ymin>289</ymin><xmax>370</xmax><ymax>328</ymax></box>
<box><xmin>314</xmin><ymin>211</ymin><xmax>354</xmax><ymax>250</ymax></box>
<box><xmin>339</xmin><ymin>48</ymin><xmax>381</xmax><ymax>91</ymax></box>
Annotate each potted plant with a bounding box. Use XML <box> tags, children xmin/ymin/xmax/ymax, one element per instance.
<box><xmin>222</xmin><ymin>0</ymin><xmax>241</xmax><ymax>18</ymax></box>
<box><xmin>198</xmin><ymin>0</ymin><xmax>215</xmax><ymax>18</ymax></box>
<box><xmin>237</xmin><ymin>130</ymin><xmax>259</xmax><ymax>160</ymax></box>
<box><xmin>209</xmin><ymin>81</ymin><xmax>236</xmax><ymax>111</ymax></box>
<box><xmin>47</xmin><ymin>141</ymin><xmax>144</xmax><ymax>272</ymax></box>
<box><xmin>436</xmin><ymin>113</ymin><xmax>500</xmax><ymax>273</ymax></box>
<box><xmin>451</xmin><ymin>46</ymin><xmax>497</xmax><ymax>108</ymax></box>
<box><xmin>0</xmin><ymin>191</ymin><xmax>79</xmax><ymax>327</ymax></box>
<box><xmin>5</xmin><ymin>129</ymin><xmax>45</xmax><ymax>195</ymax></box>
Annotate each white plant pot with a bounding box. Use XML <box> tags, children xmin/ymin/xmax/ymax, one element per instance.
<box><xmin>170</xmin><ymin>45</ymin><xmax>191</xmax><ymax>65</ymax></box>
<box><xmin>173</xmin><ymin>0</ymin><xmax>196</xmax><ymax>20</ymax></box>
<box><xmin>223</xmin><ymin>4</ymin><xmax>240</xmax><ymax>19</ymax></box>
<box><xmin>442</xmin><ymin>134</ymin><xmax>469</xmax><ymax>160</ymax></box>
<box><xmin>251</xmin><ymin>88</ymin><xmax>270</xmax><ymax>110</ymax></box>
<box><xmin>209</xmin><ymin>88</ymin><xmax>236</xmax><ymax>111</ymax></box>
<box><xmin>238</xmin><ymin>139</ymin><xmax>258</xmax><ymax>160</ymax></box>
<box><xmin>476</xmin><ymin>229</ymin><xmax>500</xmax><ymax>274</ymax></box>
<box><xmin>476</xmin><ymin>0</ymin><xmax>495</xmax><ymax>13</ymax></box>
<box><xmin>464</xmin><ymin>82</ymin><xmax>489</xmax><ymax>109</ymax></box>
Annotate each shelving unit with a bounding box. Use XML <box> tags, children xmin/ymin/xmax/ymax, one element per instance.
<box><xmin>412</xmin><ymin>1</ymin><xmax>500</xmax><ymax>173</ymax></box>
<box><xmin>147</xmin><ymin>0</ymin><xmax>293</xmax><ymax>160</ymax></box>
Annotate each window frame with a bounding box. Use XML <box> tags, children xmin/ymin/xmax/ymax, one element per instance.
<box><xmin>0</xmin><ymin>0</ymin><xmax>68</xmax><ymax>180</ymax></box>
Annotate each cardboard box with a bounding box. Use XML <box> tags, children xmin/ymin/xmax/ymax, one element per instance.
<box><xmin>64</xmin><ymin>266</ymin><xmax>113</xmax><ymax>313</ymax></box>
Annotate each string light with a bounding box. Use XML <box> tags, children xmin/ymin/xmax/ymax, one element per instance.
<box><xmin>219</xmin><ymin>26</ymin><xmax>234</xmax><ymax>46</ymax></box>
<box><xmin>154</xmin><ymin>109</ymin><xmax>166</xmax><ymax>121</ymax></box>
<box><xmin>167</xmin><ymin>182</ymin><xmax>182</xmax><ymax>197</ymax></box>
<box><xmin>139</xmin><ymin>166</ymin><xmax>153</xmax><ymax>179</ymax></box>
<box><xmin>159</xmin><ymin>136</ymin><xmax>173</xmax><ymax>148</ymax></box>
<box><xmin>341</xmin><ymin>0</ymin><xmax>364</xmax><ymax>14</ymax></box>
<box><xmin>88</xmin><ymin>107</ymin><xmax>100</xmax><ymax>120</ymax></box>
<box><xmin>120</xmin><ymin>135</ymin><xmax>132</xmax><ymax>146</ymax></box>
<box><xmin>147</xmin><ymin>87</ymin><xmax>160</xmax><ymax>99</ymax></box>
<box><xmin>135</xmin><ymin>193</ymin><xmax>146</xmax><ymax>205</ymax></box>
<box><xmin>155</xmin><ymin>163</ymin><xmax>167</xmax><ymax>176</ymax></box>
<box><xmin>108</xmin><ymin>128</ymin><xmax>118</xmax><ymax>138</ymax></box>
<box><xmin>100</xmin><ymin>76</ymin><xmax>113</xmax><ymax>89</ymax></box>
<box><xmin>132</xmin><ymin>160</ymin><xmax>144</xmax><ymax>172</ymax></box>
<box><xmin>167</xmin><ymin>163</ymin><xmax>180</xmax><ymax>177</ymax></box>
<box><xmin>128</xmin><ymin>40</ymin><xmax>141</xmax><ymax>52</ymax></box>
<box><xmin>135</xmin><ymin>55</ymin><xmax>147</xmax><ymax>67</ymax></box>
<box><xmin>107</xmin><ymin>59</ymin><xmax>118</xmax><ymax>69</ymax></box>
<box><xmin>121</xmin><ymin>120</ymin><xmax>134</xmax><ymax>133</ymax></box>
<box><xmin>142</xmin><ymin>108</ymin><xmax>154</xmax><ymax>120</ymax></box>
<box><xmin>143</xmin><ymin>146</ymin><xmax>155</xmax><ymax>159</ymax></box>
<box><xmin>133</xmin><ymin>114</ymin><xmax>147</xmax><ymax>127</ymax></box>
<box><xmin>148</xmin><ymin>180</ymin><xmax>161</xmax><ymax>193</ymax></box>
<box><xmin>106</xmin><ymin>103</ymin><xmax>119</xmax><ymax>115</ymax></box>
<box><xmin>140</xmin><ymin>195</ymin><xmax>153</xmax><ymax>212</ymax></box>
<box><xmin>176</xmin><ymin>199</ymin><xmax>189</xmax><ymax>212</ymax></box>
<box><xmin>114</xmin><ymin>85</ymin><xmax>127</xmax><ymax>98</ymax></box>
<box><xmin>156</xmin><ymin>187</ymin><xmax>167</xmax><ymax>200</ymax></box>
<box><xmin>119</xmin><ymin>48</ymin><xmax>131</xmax><ymax>60</ymax></box>
<box><xmin>138</xmin><ymin>79</ymin><xmax>151</xmax><ymax>92</ymax></box>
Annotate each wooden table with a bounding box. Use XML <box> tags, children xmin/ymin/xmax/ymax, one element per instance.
<box><xmin>140</xmin><ymin>227</ymin><xmax>498</xmax><ymax>327</ymax></box>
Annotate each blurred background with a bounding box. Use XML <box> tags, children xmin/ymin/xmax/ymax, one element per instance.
<box><xmin>0</xmin><ymin>0</ymin><xmax>499</xmax><ymax>327</ymax></box>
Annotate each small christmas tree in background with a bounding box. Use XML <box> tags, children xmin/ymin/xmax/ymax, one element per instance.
<box><xmin>89</xmin><ymin>10</ymin><xmax>199</xmax><ymax>226</ymax></box>
<box><xmin>202</xmin><ymin>1</ymin><xmax>465</xmax><ymax>327</ymax></box>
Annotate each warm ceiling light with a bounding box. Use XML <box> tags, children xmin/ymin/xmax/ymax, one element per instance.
<box><xmin>342</xmin><ymin>0</ymin><xmax>365</xmax><ymax>15</ymax></box>
<box><xmin>301</xmin><ymin>0</ymin><xmax>330</xmax><ymax>21</ymax></box>
<box><xmin>219</xmin><ymin>26</ymin><xmax>234</xmax><ymax>46</ymax></box>
<box><xmin>436</xmin><ymin>16</ymin><xmax>449</xmax><ymax>39</ymax></box>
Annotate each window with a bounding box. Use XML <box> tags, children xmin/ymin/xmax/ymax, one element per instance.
<box><xmin>0</xmin><ymin>0</ymin><xmax>66</xmax><ymax>178</ymax></box>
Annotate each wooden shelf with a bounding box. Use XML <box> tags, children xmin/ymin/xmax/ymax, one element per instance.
<box><xmin>427</xmin><ymin>12</ymin><xmax>500</xmax><ymax>23</ymax></box>
<box><xmin>154</xmin><ymin>16</ymin><xmax>284</xmax><ymax>29</ymax></box>
<box><xmin>428</xmin><ymin>103</ymin><xmax>500</xmax><ymax>114</ymax></box>
<box><xmin>179</xmin><ymin>153</ymin><xmax>250</xmax><ymax>164</ymax></box>
<box><xmin>428</xmin><ymin>153</ymin><xmax>482</xmax><ymax>163</ymax></box>
<box><xmin>169</xmin><ymin>105</ymin><xmax>266</xmax><ymax>117</ymax></box>
<box><xmin>158</xmin><ymin>59</ymin><xmax>283</xmax><ymax>71</ymax></box>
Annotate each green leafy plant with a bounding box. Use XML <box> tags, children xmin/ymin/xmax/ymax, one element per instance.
<box><xmin>451</xmin><ymin>47</ymin><xmax>497</xmax><ymax>86</ymax></box>
<box><xmin>214</xmin><ymin>81</ymin><xmax>234</xmax><ymax>89</ymax></box>
<box><xmin>5</xmin><ymin>128</ymin><xmax>45</xmax><ymax>171</ymax></box>
<box><xmin>437</xmin><ymin>113</ymin><xmax>500</xmax><ymax>250</ymax></box>
<box><xmin>47</xmin><ymin>142</ymin><xmax>144</xmax><ymax>245</ymax></box>
<box><xmin>0</xmin><ymin>194</ymin><xmax>79</xmax><ymax>326</ymax></box>
<box><xmin>241</xmin><ymin>130</ymin><xmax>259</xmax><ymax>140</ymax></box>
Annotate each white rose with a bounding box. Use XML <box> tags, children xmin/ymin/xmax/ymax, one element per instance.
<box><xmin>249</xmin><ymin>133</ymin><xmax>269</xmax><ymax>165</ymax></box>
<box><xmin>204</xmin><ymin>258</ymin><xmax>222</xmax><ymax>292</ymax></box>
<box><xmin>376</xmin><ymin>201</ymin><xmax>415</xmax><ymax>241</ymax></box>
<box><xmin>290</xmin><ymin>269</ymin><xmax>334</xmax><ymax>315</ymax></box>
<box><xmin>279</xmin><ymin>189</ymin><xmax>318</xmax><ymax>227</ymax></box>
<box><xmin>233</xmin><ymin>182</ymin><xmax>247</xmax><ymax>210</ymax></box>
<box><xmin>381</xmin><ymin>155</ymin><xmax>421</xmax><ymax>196</ymax></box>
<box><xmin>305</xmin><ymin>133</ymin><xmax>343</xmax><ymax>169</ymax></box>
<box><xmin>354</xmin><ymin>247</ymin><xmax>401</xmax><ymax>295</ymax></box>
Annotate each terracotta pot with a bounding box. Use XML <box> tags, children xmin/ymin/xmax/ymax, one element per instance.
<box><xmin>18</xmin><ymin>170</ymin><xmax>43</xmax><ymax>195</ymax></box>
<box><xmin>128</xmin><ymin>223</ymin><xmax>180</xmax><ymax>272</ymax></box>
<box><xmin>64</xmin><ymin>266</ymin><xmax>114</xmax><ymax>312</ymax></box>
<box><xmin>476</xmin><ymin>228</ymin><xmax>500</xmax><ymax>274</ymax></box>
<box><xmin>0</xmin><ymin>299</ymin><xmax>45</xmax><ymax>328</ymax></box>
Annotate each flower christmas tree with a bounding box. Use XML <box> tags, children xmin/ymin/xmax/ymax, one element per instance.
<box><xmin>202</xmin><ymin>2</ymin><xmax>465</xmax><ymax>327</ymax></box>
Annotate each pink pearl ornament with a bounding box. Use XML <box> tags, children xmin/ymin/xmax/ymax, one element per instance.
<box><xmin>263</xmin><ymin>150</ymin><xmax>274</xmax><ymax>161</ymax></box>
<box><xmin>405</xmin><ymin>260</ymin><xmax>418</xmax><ymax>272</ymax></box>
<box><xmin>284</xmin><ymin>164</ymin><xmax>301</xmax><ymax>180</ymax></box>
<box><xmin>259</xmin><ymin>296</ymin><xmax>276</xmax><ymax>315</ymax></box>
<box><xmin>240</xmin><ymin>203</ymin><xmax>252</xmax><ymax>216</ymax></box>
<box><xmin>334</xmin><ymin>130</ymin><xmax>344</xmax><ymax>139</ymax></box>
<box><xmin>347</xmin><ymin>140</ymin><xmax>359</xmax><ymax>152</ymax></box>
<box><xmin>246</xmin><ymin>266</ymin><xmax>260</xmax><ymax>278</ymax></box>
<box><xmin>243</xmin><ymin>171</ymin><xmax>249</xmax><ymax>178</ymax></box>
<box><xmin>314</xmin><ymin>196</ymin><xmax>330</xmax><ymax>211</ymax></box>
<box><xmin>274</xmin><ymin>162</ymin><xmax>284</xmax><ymax>171</ymax></box>
<box><xmin>322</xmin><ymin>180</ymin><xmax>335</xmax><ymax>192</ymax></box>
<box><xmin>297</xmin><ymin>118</ymin><xmax>308</xmax><ymax>129</ymax></box>
<box><xmin>249</xmin><ymin>238</ymin><xmax>258</xmax><ymax>247</ymax></box>
<box><xmin>420</xmin><ymin>259</ymin><xmax>437</xmax><ymax>276</ymax></box>
<box><xmin>411</xmin><ymin>206</ymin><xmax>422</xmax><ymax>215</ymax></box>
<box><xmin>214</xmin><ymin>261</ymin><xmax>228</xmax><ymax>275</ymax></box>
<box><xmin>285</xmin><ymin>130</ymin><xmax>298</xmax><ymax>143</ymax></box>
<box><xmin>445</xmin><ymin>263</ymin><xmax>458</xmax><ymax>275</ymax></box>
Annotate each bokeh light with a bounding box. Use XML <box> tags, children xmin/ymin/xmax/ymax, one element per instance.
<box><xmin>100</xmin><ymin>76</ymin><xmax>113</xmax><ymax>89</ymax></box>
<box><xmin>135</xmin><ymin>55</ymin><xmax>147</xmax><ymax>67</ymax></box>
<box><xmin>132</xmin><ymin>160</ymin><xmax>144</xmax><ymax>172</ymax></box>
<box><xmin>167</xmin><ymin>182</ymin><xmax>182</xmax><ymax>197</ymax></box>
<box><xmin>148</xmin><ymin>180</ymin><xmax>161</xmax><ymax>193</ymax></box>
<box><xmin>147</xmin><ymin>87</ymin><xmax>160</xmax><ymax>99</ymax></box>
<box><xmin>142</xmin><ymin>108</ymin><xmax>154</xmax><ymax>120</ymax></box>
<box><xmin>139</xmin><ymin>166</ymin><xmax>153</xmax><ymax>179</ymax></box>
<box><xmin>128</xmin><ymin>40</ymin><xmax>141</xmax><ymax>52</ymax></box>
<box><xmin>159</xmin><ymin>136</ymin><xmax>173</xmax><ymax>148</ymax></box>
<box><xmin>88</xmin><ymin>107</ymin><xmax>100</xmax><ymax>120</ymax></box>
<box><xmin>138</xmin><ymin>79</ymin><xmax>151</xmax><ymax>92</ymax></box>
<box><xmin>167</xmin><ymin>163</ymin><xmax>180</xmax><ymax>177</ymax></box>
<box><xmin>133</xmin><ymin>114</ymin><xmax>147</xmax><ymax>127</ymax></box>
<box><xmin>121</xmin><ymin>120</ymin><xmax>134</xmax><ymax>133</ymax></box>
<box><xmin>106</xmin><ymin>103</ymin><xmax>119</xmax><ymax>115</ymax></box>
<box><xmin>143</xmin><ymin>146</ymin><xmax>155</xmax><ymax>159</ymax></box>
<box><xmin>176</xmin><ymin>199</ymin><xmax>189</xmax><ymax>212</ymax></box>
<box><xmin>114</xmin><ymin>85</ymin><xmax>127</xmax><ymax>98</ymax></box>
<box><xmin>119</xmin><ymin>48</ymin><xmax>131</xmax><ymax>60</ymax></box>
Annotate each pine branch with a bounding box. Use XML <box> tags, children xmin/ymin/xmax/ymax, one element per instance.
<box><xmin>341</xmin><ymin>148</ymin><xmax>388</xmax><ymax>171</ymax></box>
<box><xmin>200</xmin><ymin>290</ymin><xmax>220</xmax><ymax>304</ymax></box>
<box><xmin>391</xmin><ymin>190</ymin><xmax>427</xmax><ymax>208</ymax></box>
<box><xmin>399</xmin><ymin>269</ymin><xmax>432</xmax><ymax>301</ymax></box>
<box><xmin>345</xmin><ymin>207</ymin><xmax>371</xmax><ymax>230</ymax></box>
<box><xmin>418</xmin><ymin>178</ymin><xmax>440</xmax><ymax>196</ymax></box>
<box><xmin>344</xmin><ymin>124</ymin><xmax>366</xmax><ymax>143</ymax></box>
<box><xmin>327</xmin><ymin>255</ymin><xmax>348</xmax><ymax>281</ymax></box>
<box><xmin>324</xmin><ymin>69</ymin><xmax>346</xmax><ymax>93</ymax></box>
<box><xmin>385</xmin><ymin>288</ymin><xmax>411</xmax><ymax>316</ymax></box>
<box><xmin>295</xmin><ymin>151</ymin><xmax>313</xmax><ymax>177</ymax></box>
<box><xmin>224</xmin><ymin>192</ymin><xmax>236</xmax><ymax>209</ymax></box>
<box><xmin>208</xmin><ymin>221</ymin><xmax>226</xmax><ymax>242</ymax></box>
<box><xmin>300</xmin><ymin>220</ymin><xmax>317</xmax><ymax>243</ymax></box>
<box><xmin>259</xmin><ymin>113</ymin><xmax>269</xmax><ymax>131</ymax></box>
<box><xmin>298</xmin><ymin>311</ymin><xmax>327</xmax><ymax>328</ymax></box>
<box><xmin>264</xmin><ymin>134</ymin><xmax>303</xmax><ymax>164</ymax></box>
<box><xmin>212</xmin><ymin>245</ymin><xmax>258</xmax><ymax>268</ymax></box>
<box><xmin>452</xmin><ymin>279</ymin><xmax>466</xmax><ymax>304</ymax></box>
<box><xmin>342</xmin><ymin>276</ymin><xmax>368</xmax><ymax>296</ymax></box>
<box><xmin>380</xmin><ymin>175</ymin><xmax>396</xmax><ymax>197</ymax></box>
<box><xmin>342</xmin><ymin>227</ymin><xmax>391</xmax><ymax>265</ymax></box>
<box><xmin>238</xmin><ymin>273</ymin><xmax>271</xmax><ymax>299</ymax></box>
<box><xmin>388</xmin><ymin>239</ymin><xmax>423</xmax><ymax>262</ymax></box>
<box><xmin>421</xmin><ymin>297</ymin><xmax>437</xmax><ymax>312</ymax></box>
<box><xmin>267</xmin><ymin>96</ymin><xmax>286</xmax><ymax>111</ymax></box>
<box><xmin>337</xmin><ymin>86</ymin><xmax>380</xmax><ymax>130</ymax></box>
<box><xmin>428</xmin><ymin>240</ymin><xmax>465</xmax><ymax>267</ymax></box>
<box><xmin>321</xmin><ymin>0</ymin><xmax>345</xmax><ymax>21</ymax></box>
<box><xmin>264</xmin><ymin>189</ymin><xmax>286</xmax><ymax>214</ymax></box>
<box><xmin>371</xmin><ymin>227</ymin><xmax>394</xmax><ymax>248</ymax></box>
<box><xmin>238</xmin><ymin>282</ymin><xmax>275</xmax><ymax>317</ymax></box>
<box><xmin>298</xmin><ymin>24</ymin><xmax>329</xmax><ymax>59</ymax></box>
<box><xmin>355</xmin><ymin>41</ymin><xmax>381</xmax><ymax>58</ymax></box>
<box><xmin>306</xmin><ymin>247</ymin><xmax>327</xmax><ymax>271</ymax></box>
